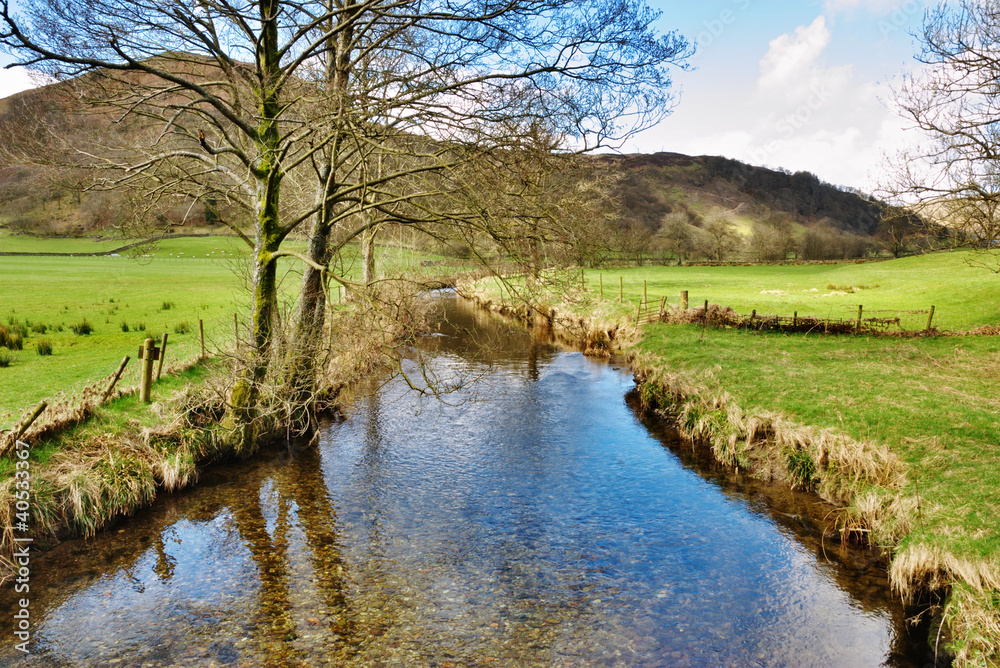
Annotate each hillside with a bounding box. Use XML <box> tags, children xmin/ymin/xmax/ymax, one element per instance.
<box><xmin>0</xmin><ymin>79</ymin><xmax>891</xmax><ymax>255</ymax></box>
<box><xmin>594</xmin><ymin>152</ymin><xmax>884</xmax><ymax>236</ymax></box>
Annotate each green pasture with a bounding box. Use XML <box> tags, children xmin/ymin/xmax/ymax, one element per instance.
<box><xmin>636</xmin><ymin>326</ymin><xmax>1000</xmax><ymax>558</ymax></box>
<box><xmin>583</xmin><ymin>250</ymin><xmax>1000</xmax><ymax>331</ymax></box>
<box><xmin>0</xmin><ymin>254</ymin><xmax>244</xmax><ymax>426</ymax></box>
<box><xmin>0</xmin><ymin>237</ymin><xmax>459</xmax><ymax>425</ymax></box>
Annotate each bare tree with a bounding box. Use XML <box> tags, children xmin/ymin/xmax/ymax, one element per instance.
<box><xmin>655</xmin><ymin>211</ymin><xmax>700</xmax><ymax>265</ymax></box>
<box><xmin>883</xmin><ymin>0</ymin><xmax>1000</xmax><ymax>271</ymax></box>
<box><xmin>2</xmin><ymin>0</ymin><xmax>691</xmax><ymax>446</ymax></box>
<box><xmin>748</xmin><ymin>218</ymin><xmax>795</xmax><ymax>263</ymax></box>
<box><xmin>701</xmin><ymin>211</ymin><xmax>741</xmax><ymax>262</ymax></box>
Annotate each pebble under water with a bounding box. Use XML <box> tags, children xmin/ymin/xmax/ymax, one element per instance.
<box><xmin>0</xmin><ymin>295</ymin><xmax>935</xmax><ymax>667</ymax></box>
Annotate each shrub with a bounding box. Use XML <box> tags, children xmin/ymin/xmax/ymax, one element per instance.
<box><xmin>0</xmin><ymin>349</ymin><xmax>14</xmax><ymax>368</ymax></box>
<box><xmin>161</xmin><ymin>301</ymin><xmax>175</xmax><ymax>310</ymax></box>
<box><xmin>9</xmin><ymin>321</ymin><xmax>27</xmax><ymax>338</ymax></box>
<box><xmin>173</xmin><ymin>321</ymin><xmax>191</xmax><ymax>334</ymax></box>
<box><xmin>70</xmin><ymin>319</ymin><xmax>93</xmax><ymax>335</ymax></box>
<box><xmin>7</xmin><ymin>334</ymin><xmax>23</xmax><ymax>351</ymax></box>
<box><xmin>120</xmin><ymin>321</ymin><xmax>130</xmax><ymax>332</ymax></box>
<box><xmin>0</xmin><ymin>326</ymin><xmax>9</xmax><ymax>348</ymax></box>
<box><xmin>136</xmin><ymin>322</ymin><xmax>146</xmax><ymax>332</ymax></box>
<box><xmin>31</xmin><ymin>322</ymin><xmax>47</xmax><ymax>334</ymax></box>
<box><xmin>36</xmin><ymin>339</ymin><xmax>53</xmax><ymax>356</ymax></box>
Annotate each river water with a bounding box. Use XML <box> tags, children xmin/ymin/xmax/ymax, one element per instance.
<box><xmin>0</xmin><ymin>295</ymin><xmax>933</xmax><ymax>667</ymax></box>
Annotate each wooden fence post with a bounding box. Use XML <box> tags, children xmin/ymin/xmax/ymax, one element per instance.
<box><xmin>926</xmin><ymin>305</ymin><xmax>936</xmax><ymax>332</ymax></box>
<box><xmin>681</xmin><ymin>290</ymin><xmax>689</xmax><ymax>310</ymax></box>
<box><xmin>102</xmin><ymin>355</ymin><xmax>130</xmax><ymax>402</ymax></box>
<box><xmin>156</xmin><ymin>333</ymin><xmax>168</xmax><ymax>381</ymax></box>
<box><xmin>856</xmin><ymin>305</ymin><xmax>863</xmax><ymax>330</ymax></box>
<box><xmin>793</xmin><ymin>311</ymin><xmax>797</xmax><ymax>327</ymax></box>
<box><xmin>12</xmin><ymin>402</ymin><xmax>46</xmax><ymax>444</ymax></box>
<box><xmin>660</xmin><ymin>296</ymin><xmax>667</xmax><ymax>318</ymax></box>
<box><xmin>140</xmin><ymin>338</ymin><xmax>156</xmax><ymax>403</ymax></box>
<box><xmin>199</xmin><ymin>319</ymin><xmax>206</xmax><ymax>359</ymax></box>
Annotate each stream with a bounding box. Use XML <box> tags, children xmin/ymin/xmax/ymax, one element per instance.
<box><xmin>0</xmin><ymin>295</ymin><xmax>934</xmax><ymax>666</ymax></box>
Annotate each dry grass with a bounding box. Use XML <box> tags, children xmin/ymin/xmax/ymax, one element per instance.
<box><xmin>631</xmin><ymin>356</ymin><xmax>908</xmax><ymax>510</ymax></box>
<box><xmin>457</xmin><ymin>280</ymin><xmax>644</xmax><ymax>356</ymax></box>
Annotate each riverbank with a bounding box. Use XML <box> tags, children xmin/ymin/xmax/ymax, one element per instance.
<box><xmin>0</xmin><ymin>290</ymin><xmax>417</xmax><ymax>582</ymax></box>
<box><xmin>459</xmin><ymin>253</ymin><xmax>1000</xmax><ymax>667</ymax></box>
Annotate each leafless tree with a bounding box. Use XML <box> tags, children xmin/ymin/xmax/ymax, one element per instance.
<box><xmin>701</xmin><ymin>212</ymin><xmax>742</xmax><ymax>262</ymax></box>
<box><xmin>748</xmin><ymin>218</ymin><xmax>795</xmax><ymax>263</ymax></box>
<box><xmin>654</xmin><ymin>212</ymin><xmax>700</xmax><ymax>265</ymax></box>
<box><xmin>883</xmin><ymin>0</ymin><xmax>1000</xmax><ymax>271</ymax></box>
<box><xmin>1</xmin><ymin>0</ymin><xmax>691</xmax><ymax>446</ymax></box>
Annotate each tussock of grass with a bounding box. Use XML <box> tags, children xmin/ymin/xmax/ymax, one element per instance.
<box><xmin>632</xmin><ymin>358</ymin><xmax>907</xmax><ymax>511</ymax></box>
<box><xmin>69</xmin><ymin>319</ymin><xmax>93</xmax><ymax>335</ymax></box>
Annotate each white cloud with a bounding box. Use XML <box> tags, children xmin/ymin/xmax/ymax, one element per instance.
<box><xmin>759</xmin><ymin>17</ymin><xmax>832</xmax><ymax>91</ymax></box>
<box><xmin>0</xmin><ymin>66</ymin><xmax>43</xmax><ymax>99</ymax></box>
<box><xmin>758</xmin><ymin>16</ymin><xmax>853</xmax><ymax>104</ymax></box>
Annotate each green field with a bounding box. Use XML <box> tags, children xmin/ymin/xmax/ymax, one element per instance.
<box><xmin>0</xmin><ymin>254</ymin><xmax>243</xmax><ymax>427</ymax></box>
<box><xmin>0</xmin><ymin>236</ymin><xmax>456</xmax><ymax>426</ymax></box>
<box><xmin>581</xmin><ymin>251</ymin><xmax>1000</xmax><ymax>331</ymax></box>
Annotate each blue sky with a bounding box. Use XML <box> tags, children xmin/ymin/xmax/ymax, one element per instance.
<box><xmin>622</xmin><ymin>0</ymin><xmax>931</xmax><ymax>190</ymax></box>
<box><xmin>0</xmin><ymin>0</ymin><xmax>929</xmax><ymax>191</ymax></box>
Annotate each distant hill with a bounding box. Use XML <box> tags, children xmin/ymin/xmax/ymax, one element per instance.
<box><xmin>592</xmin><ymin>152</ymin><xmax>884</xmax><ymax>237</ymax></box>
<box><xmin>0</xmin><ymin>76</ymin><xmax>887</xmax><ymax>251</ymax></box>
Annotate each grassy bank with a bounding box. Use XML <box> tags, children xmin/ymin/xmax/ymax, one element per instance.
<box><xmin>0</xmin><ymin>236</ymin><xmax>459</xmax><ymax>425</ymax></box>
<box><xmin>463</xmin><ymin>250</ymin><xmax>1000</xmax><ymax>666</ymax></box>
<box><xmin>580</xmin><ymin>251</ymin><xmax>1000</xmax><ymax>330</ymax></box>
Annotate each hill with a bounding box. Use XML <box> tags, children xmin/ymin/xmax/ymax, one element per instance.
<box><xmin>593</xmin><ymin>152</ymin><xmax>883</xmax><ymax>236</ymax></box>
<box><xmin>0</xmin><ymin>79</ymin><xmax>892</xmax><ymax>259</ymax></box>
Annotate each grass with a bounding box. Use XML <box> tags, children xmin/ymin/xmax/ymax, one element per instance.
<box><xmin>581</xmin><ymin>250</ymin><xmax>1000</xmax><ymax>331</ymax></box>
<box><xmin>635</xmin><ymin>326</ymin><xmax>1000</xmax><ymax>548</ymax></box>
<box><xmin>0</xmin><ymin>236</ymin><xmax>462</xmax><ymax>425</ymax></box>
<box><xmin>0</xmin><ymin>254</ymin><xmax>243</xmax><ymax>426</ymax></box>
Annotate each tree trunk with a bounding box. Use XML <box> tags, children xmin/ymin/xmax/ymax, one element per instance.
<box><xmin>227</xmin><ymin>0</ymin><xmax>284</xmax><ymax>451</ymax></box>
<box><xmin>362</xmin><ymin>223</ymin><xmax>376</xmax><ymax>286</ymax></box>
<box><xmin>286</xmin><ymin>177</ymin><xmax>335</xmax><ymax>430</ymax></box>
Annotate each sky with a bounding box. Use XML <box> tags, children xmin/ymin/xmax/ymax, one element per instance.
<box><xmin>621</xmin><ymin>0</ymin><xmax>931</xmax><ymax>192</ymax></box>
<box><xmin>0</xmin><ymin>0</ymin><xmax>930</xmax><ymax>192</ymax></box>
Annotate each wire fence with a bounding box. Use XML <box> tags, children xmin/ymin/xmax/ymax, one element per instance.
<box><xmin>0</xmin><ymin>324</ymin><xmax>214</xmax><ymax>442</ymax></box>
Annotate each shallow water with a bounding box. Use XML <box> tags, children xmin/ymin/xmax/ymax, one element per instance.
<box><xmin>0</xmin><ymin>296</ymin><xmax>933</xmax><ymax>666</ymax></box>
